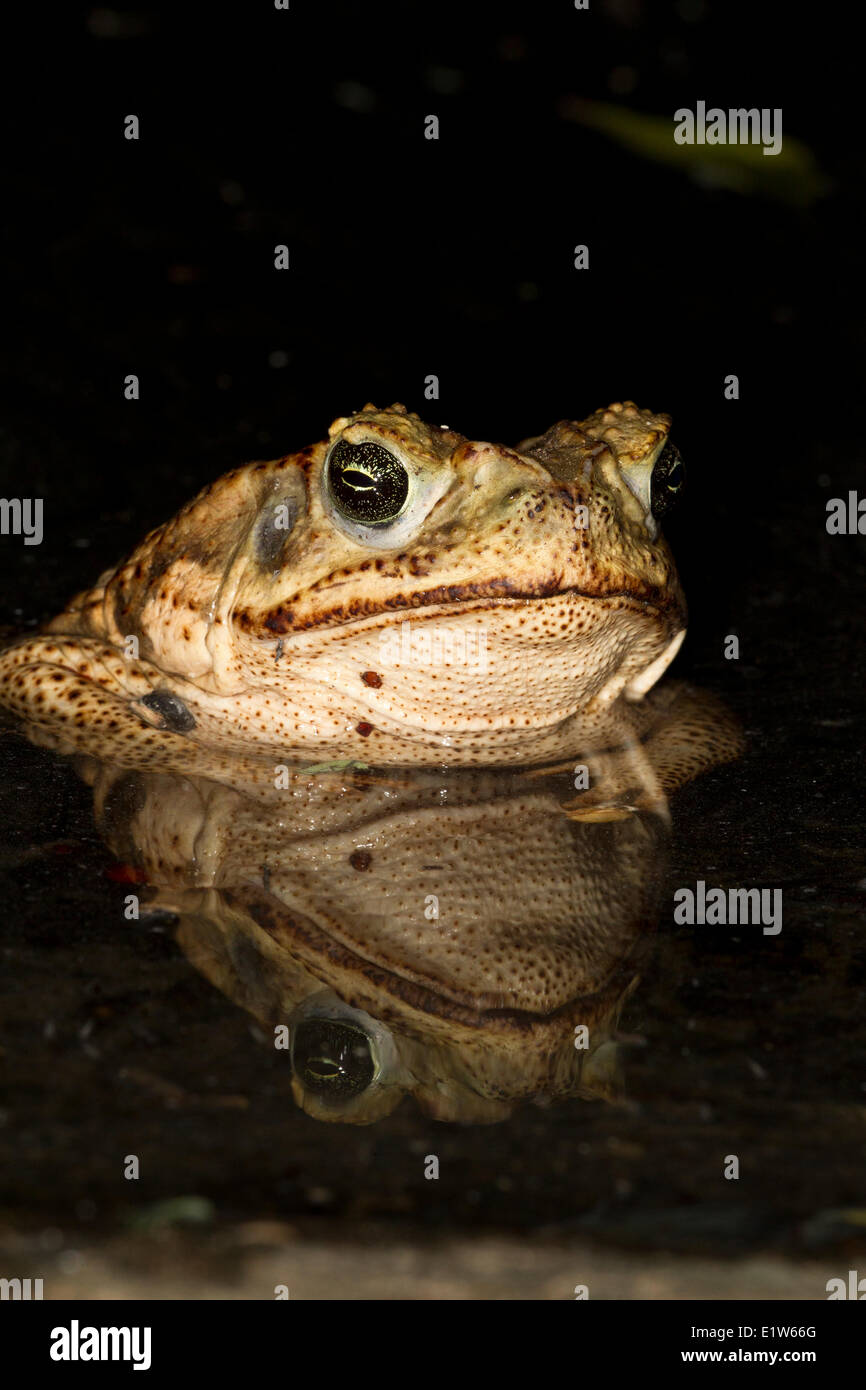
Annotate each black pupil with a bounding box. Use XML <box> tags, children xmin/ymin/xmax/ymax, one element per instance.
<box><xmin>651</xmin><ymin>441</ymin><xmax>685</xmax><ymax>518</ymax></box>
<box><xmin>292</xmin><ymin>1020</ymin><xmax>375</xmax><ymax>1098</ymax></box>
<box><xmin>327</xmin><ymin>439</ymin><xmax>409</xmax><ymax>524</ymax></box>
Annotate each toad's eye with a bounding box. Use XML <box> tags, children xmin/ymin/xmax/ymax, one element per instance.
<box><xmin>326</xmin><ymin>439</ymin><xmax>409</xmax><ymax>525</ymax></box>
<box><xmin>291</xmin><ymin>1019</ymin><xmax>376</xmax><ymax>1098</ymax></box>
<box><xmin>651</xmin><ymin>441</ymin><xmax>685</xmax><ymax>518</ymax></box>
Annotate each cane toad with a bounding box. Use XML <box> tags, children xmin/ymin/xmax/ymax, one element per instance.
<box><xmin>0</xmin><ymin>402</ymin><xmax>687</xmax><ymax>766</ymax></box>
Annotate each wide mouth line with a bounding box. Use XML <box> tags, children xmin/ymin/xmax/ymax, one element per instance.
<box><xmin>231</xmin><ymin>885</ymin><xmax>630</xmax><ymax>1030</ymax></box>
<box><xmin>243</xmin><ymin>586</ymin><xmax>670</xmax><ymax>637</ymax></box>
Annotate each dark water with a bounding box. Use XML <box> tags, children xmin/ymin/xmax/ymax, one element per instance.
<box><xmin>1</xmin><ymin>1</ymin><xmax>864</xmax><ymax>1300</ymax></box>
<box><xmin>1</xmin><ymin>646</ymin><xmax>863</xmax><ymax>1299</ymax></box>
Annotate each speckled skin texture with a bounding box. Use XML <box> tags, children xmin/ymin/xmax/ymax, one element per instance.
<box><xmin>0</xmin><ymin>402</ymin><xmax>687</xmax><ymax>766</ymax></box>
<box><xmin>74</xmin><ymin>682</ymin><xmax>741</xmax><ymax>1124</ymax></box>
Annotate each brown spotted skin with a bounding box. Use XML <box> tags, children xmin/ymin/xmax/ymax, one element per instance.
<box><xmin>0</xmin><ymin>402</ymin><xmax>688</xmax><ymax>766</ymax></box>
<box><xmin>75</xmin><ymin>682</ymin><xmax>742</xmax><ymax>1124</ymax></box>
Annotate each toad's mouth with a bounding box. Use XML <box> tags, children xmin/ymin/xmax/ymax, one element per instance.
<box><xmin>235</xmin><ymin>580</ymin><xmax>682</xmax><ymax>639</ymax></box>
<box><xmin>229</xmin><ymin>884</ymin><xmax>633</xmax><ymax>1031</ymax></box>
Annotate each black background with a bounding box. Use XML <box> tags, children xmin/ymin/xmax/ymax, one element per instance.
<box><xmin>0</xmin><ymin>0</ymin><xmax>862</xmax><ymax>672</ymax></box>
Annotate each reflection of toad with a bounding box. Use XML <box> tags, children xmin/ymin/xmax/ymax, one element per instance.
<box><xmin>71</xmin><ymin>682</ymin><xmax>741</xmax><ymax>1124</ymax></box>
<box><xmin>0</xmin><ymin>402</ymin><xmax>688</xmax><ymax>766</ymax></box>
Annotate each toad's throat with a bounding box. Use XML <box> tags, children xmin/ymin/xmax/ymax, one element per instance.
<box><xmin>232</xmin><ymin>886</ymin><xmax>629</xmax><ymax>1028</ymax></box>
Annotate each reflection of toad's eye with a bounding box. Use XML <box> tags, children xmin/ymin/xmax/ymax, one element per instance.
<box><xmin>651</xmin><ymin>441</ymin><xmax>685</xmax><ymax>518</ymax></box>
<box><xmin>326</xmin><ymin>440</ymin><xmax>409</xmax><ymax>525</ymax></box>
<box><xmin>291</xmin><ymin>1020</ymin><xmax>376</xmax><ymax>1098</ymax></box>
